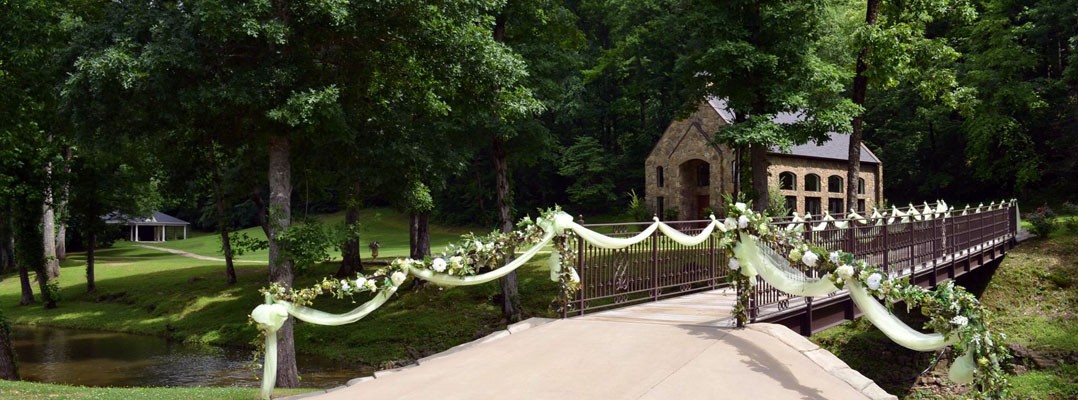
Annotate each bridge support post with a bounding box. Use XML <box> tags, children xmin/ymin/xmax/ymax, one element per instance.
<box><xmin>802</xmin><ymin>297</ymin><xmax>814</xmax><ymax>336</ymax></box>
<box><xmin>651</xmin><ymin>230</ymin><xmax>659</xmax><ymax>301</ymax></box>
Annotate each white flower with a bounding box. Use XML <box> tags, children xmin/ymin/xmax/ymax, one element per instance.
<box><xmin>829</xmin><ymin>251</ymin><xmax>840</xmax><ymax>264</ymax></box>
<box><xmin>951</xmin><ymin>315</ymin><xmax>969</xmax><ymax>327</ymax></box>
<box><xmin>431</xmin><ymin>257</ymin><xmax>447</xmax><ymax>273</ymax></box>
<box><xmin>789</xmin><ymin>248</ymin><xmax>803</xmax><ymax>262</ymax></box>
<box><xmin>474</xmin><ymin>240</ymin><xmax>483</xmax><ymax>251</ymax></box>
<box><xmin>738</xmin><ymin>215</ymin><xmax>750</xmax><ymax>229</ymax></box>
<box><xmin>758</xmin><ymin>224</ymin><xmax>770</xmax><ymax>235</ymax></box>
<box><xmin>355</xmin><ymin>277</ymin><xmax>368</xmax><ymax>290</ymax></box>
<box><xmin>339</xmin><ymin>279</ymin><xmax>350</xmax><ymax>291</ymax></box>
<box><xmin>724</xmin><ymin>218</ymin><xmax>737</xmax><ymax>231</ymax></box>
<box><xmin>449</xmin><ymin>255</ymin><xmax>464</xmax><ymax>271</ymax></box>
<box><xmin>390</xmin><ymin>271</ymin><xmax>407</xmax><ymax>287</ymax></box>
<box><xmin>735</xmin><ymin>202</ymin><xmax>748</xmax><ymax>212</ymax></box>
<box><xmin>862</xmin><ymin>273</ymin><xmax>879</xmax><ymax>288</ymax></box>
<box><xmin>728</xmin><ymin>258</ymin><xmax>740</xmax><ymax>270</ymax></box>
<box><xmin>802</xmin><ymin>251</ymin><xmax>819</xmax><ymax>267</ymax></box>
<box><xmin>835</xmin><ymin>264</ymin><xmax>855</xmax><ymax>279</ymax></box>
<box><xmin>363</xmin><ymin>279</ymin><xmax>378</xmax><ymax>291</ymax></box>
<box><xmin>569</xmin><ymin>269</ymin><xmax>580</xmax><ymax>284</ymax></box>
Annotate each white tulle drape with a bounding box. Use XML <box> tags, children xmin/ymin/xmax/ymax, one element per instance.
<box><xmin>732</xmin><ymin>233</ymin><xmax>838</xmax><ymax>296</ymax></box>
<box><xmin>252</xmin><ymin>201</ymin><xmax>1015</xmax><ymax>398</ymax></box>
<box><xmin>731</xmin><ymin>234</ymin><xmax>976</xmax><ymax>384</ymax></box>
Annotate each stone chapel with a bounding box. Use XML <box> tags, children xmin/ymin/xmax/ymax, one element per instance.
<box><xmin>644</xmin><ymin>98</ymin><xmax>884</xmax><ymax>220</ymax></box>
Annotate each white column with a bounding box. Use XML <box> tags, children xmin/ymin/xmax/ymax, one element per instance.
<box><xmin>183</xmin><ymin>225</ymin><xmax>187</xmax><ymax>240</ymax></box>
<box><xmin>162</xmin><ymin>226</ymin><xmax>166</xmax><ymax>242</ymax></box>
<box><xmin>135</xmin><ymin>224</ymin><xmax>140</xmax><ymax>241</ymax></box>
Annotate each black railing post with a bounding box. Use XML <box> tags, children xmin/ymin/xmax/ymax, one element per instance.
<box><xmin>708</xmin><ymin>234</ymin><xmax>716</xmax><ymax>289</ymax></box>
<box><xmin>577</xmin><ymin>228</ymin><xmax>586</xmax><ymax>316</ymax></box>
<box><xmin>930</xmin><ymin>216</ymin><xmax>939</xmax><ymax>287</ymax></box>
<box><xmin>882</xmin><ymin>223</ymin><xmax>890</xmax><ymax>274</ymax></box>
<box><xmin>652</xmin><ymin>229</ymin><xmax>659</xmax><ymax>301</ymax></box>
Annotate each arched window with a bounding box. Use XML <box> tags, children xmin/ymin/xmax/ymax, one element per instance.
<box><xmin>805</xmin><ymin>174</ymin><xmax>821</xmax><ymax>192</ymax></box>
<box><xmin>779</xmin><ymin>172</ymin><xmax>796</xmax><ymax>190</ymax></box>
<box><xmin>828</xmin><ymin>175</ymin><xmax>843</xmax><ymax>193</ymax></box>
<box><xmin>857</xmin><ymin>178</ymin><xmax>865</xmax><ymax>195</ymax></box>
<box><xmin>657</xmin><ymin>167</ymin><xmax>665</xmax><ymax>188</ymax></box>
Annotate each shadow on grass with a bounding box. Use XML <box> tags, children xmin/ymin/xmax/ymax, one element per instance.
<box><xmin>3</xmin><ymin>255</ymin><xmax>563</xmax><ymax>369</ymax></box>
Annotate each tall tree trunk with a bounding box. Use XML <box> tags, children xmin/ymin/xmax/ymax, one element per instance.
<box><xmin>0</xmin><ymin>213</ymin><xmax>14</xmax><ymax>275</ymax></box>
<box><xmin>56</xmin><ymin>146</ymin><xmax>71</xmax><ymax>261</ymax></box>
<box><xmin>211</xmin><ymin>148</ymin><xmax>237</xmax><ymax>285</ymax></box>
<box><xmin>17</xmin><ymin>260</ymin><xmax>34</xmax><ymax>306</ymax></box>
<box><xmin>409</xmin><ymin>213</ymin><xmax>418</xmax><ymax>258</ymax></box>
<box><xmin>86</xmin><ymin>232</ymin><xmax>96</xmax><ymax>292</ymax></box>
<box><xmin>266</xmin><ymin>135</ymin><xmax>298</xmax><ymax>387</ymax></box>
<box><xmin>491</xmin><ymin>12</ymin><xmax>522</xmax><ymax>323</ymax></box>
<box><xmin>847</xmin><ymin>0</ymin><xmax>881</xmax><ymax>210</ymax></box>
<box><xmin>55</xmin><ymin>221</ymin><xmax>66</xmax><ymax>261</ymax></box>
<box><xmin>408</xmin><ymin>212</ymin><xmax>431</xmax><ymax>260</ymax></box>
<box><xmin>492</xmin><ymin>137</ymin><xmax>522</xmax><ymax>323</ymax></box>
<box><xmin>0</xmin><ymin>312</ymin><xmax>17</xmax><ymax>380</ymax></box>
<box><xmin>42</xmin><ymin>200</ymin><xmax>59</xmax><ymax>278</ymax></box>
<box><xmin>337</xmin><ymin>181</ymin><xmax>361</xmax><ymax>278</ymax></box>
<box><xmin>750</xmin><ymin>143</ymin><xmax>770</xmax><ymax>212</ymax></box>
<box><xmin>15</xmin><ymin>199</ymin><xmax>56</xmax><ymax>309</ymax></box>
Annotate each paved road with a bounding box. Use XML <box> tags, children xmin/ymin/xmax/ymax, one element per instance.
<box><xmin>305</xmin><ymin>317</ymin><xmax>888</xmax><ymax>400</ymax></box>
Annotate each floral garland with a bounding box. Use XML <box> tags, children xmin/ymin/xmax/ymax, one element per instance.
<box><xmin>721</xmin><ymin>201</ymin><xmax>1009</xmax><ymax>398</ymax></box>
<box><xmin>258</xmin><ymin>211</ymin><xmax>552</xmax><ymax>306</ymax></box>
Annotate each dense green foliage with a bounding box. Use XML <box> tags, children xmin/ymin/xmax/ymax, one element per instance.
<box><xmin>0</xmin><ymin>0</ymin><xmax>1073</xmax><ymax>394</ymax></box>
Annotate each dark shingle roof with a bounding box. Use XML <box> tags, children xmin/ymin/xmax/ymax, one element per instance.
<box><xmin>707</xmin><ymin>98</ymin><xmax>881</xmax><ymax>164</ymax></box>
<box><xmin>103</xmin><ymin>211</ymin><xmax>190</xmax><ymax>226</ymax></box>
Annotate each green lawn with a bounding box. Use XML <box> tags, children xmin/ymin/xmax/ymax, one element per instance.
<box><xmin>147</xmin><ymin>207</ymin><xmax>475</xmax><ymax>261</ymax></box>
<box><xmin>0</xmin><ymin>380</ymin><xmax>314</xmax><ymax>400</ymax></box>
<box><xmin>812</xmin><ymin>226</ymin><xmax>1078</xmax><ymax>399</ymax></box>
<box><xmin>1</xmin><ymin>207</ymin><xmax>561</xmax><ymax>398</ymax></box>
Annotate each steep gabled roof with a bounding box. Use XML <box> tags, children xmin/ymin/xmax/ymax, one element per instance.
<box><xmin>103</xmin><ymin>211</ymin><xmax>190</xmax><ymax>226</ymax></box>
<box><xmin>706</xmin><ymin>98</ymin><xmax>881</xmax><ymax>164</ymax></box>
<box><xmin>773</xmin><ymin>133</ymin><xmax>881</xmax><ymax>164</ymax></box>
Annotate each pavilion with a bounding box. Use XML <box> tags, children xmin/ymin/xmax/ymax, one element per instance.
<box><xmin>104</xmin><ymin>211</ymin><xmax>190</xmax><ymax>242</ymax></box>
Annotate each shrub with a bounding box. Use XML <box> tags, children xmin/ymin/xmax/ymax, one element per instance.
<box><xmin>626</xmin><ymin>190</ymin><xmax>651</xmax><ymax>222</ymax></box>
<box><xmin>1061</xmin><ymin>202</ymin><xmax>1078</xmax><ymax>233</ymax></box>
<box><xmin>1025</xmin><ymin>206</ymin><xmax>1058</xmax><ymax>238</ymax></box>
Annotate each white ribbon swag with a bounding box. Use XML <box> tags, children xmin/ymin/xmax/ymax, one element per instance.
<box><xmin>251</xmin><ymin>201</ymin><xmax>1010</xmax><ymax>398</ymax></box>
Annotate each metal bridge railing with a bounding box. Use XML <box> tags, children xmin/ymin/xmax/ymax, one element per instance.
<box><xmin>564</xmin><ymin>201</ymin><xmax>1019</xmax><ymax>319</ymax></box>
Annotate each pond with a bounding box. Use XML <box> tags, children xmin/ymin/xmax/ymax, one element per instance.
<box><xmin>11</xmin><ymin>325</ymin><xmax>369</xmax><ymax>388</ymax></box>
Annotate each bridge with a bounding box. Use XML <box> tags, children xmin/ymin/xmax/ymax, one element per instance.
<box><xmin>565</xmin><ymin>201</ymin><xmax>1019</xmax><ymax>334</ymax></box>
<box><xmin>276</xmin><ymin>201</ymin><xmax>1020</xmax><ymax>400</ymax></box>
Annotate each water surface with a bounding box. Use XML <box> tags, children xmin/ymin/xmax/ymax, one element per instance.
<box><xmin>12</xmin><ymin>325</ymin><xmax>368</xmax><ymax>388</ymax></box>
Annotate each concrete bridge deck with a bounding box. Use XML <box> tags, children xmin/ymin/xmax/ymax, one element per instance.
<box><xmin>297</xmin><ymin>313</ymin><xmax>894</xmax><ymax>400</ymax></box>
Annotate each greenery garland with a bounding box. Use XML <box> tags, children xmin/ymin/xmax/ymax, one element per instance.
<box><xmin>251</xmin><ymin>201</ymin><xmax>1008</xmax><ymax>398</ymax></box>
<box><xmin>721</xmin><ymin>201</ymin><xmax>1009</xmax><ymax>398</ymax></box>
<box><xmin>251</xmin><ymin>208</ymin><xmax>574</xmax><ymax>370</ymax></box>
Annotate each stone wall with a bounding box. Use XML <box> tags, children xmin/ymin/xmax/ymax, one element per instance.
<box><xmin>645</xmin><ymin>102</ymin><xmax>736</xmax><ymax>220</ymax></box>
<box><xmin>767</xmin><ymin>155</ymin><xmax>883</xmax><ymax>216</ymax></box>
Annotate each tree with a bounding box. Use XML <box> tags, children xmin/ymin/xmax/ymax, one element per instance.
<box><xmin>604</xmin><ymin>0</ymin><xmax>857</xmax><ymax>211</ymax></box>
<box><xmin>0</xmin><ymin>310</ymin><xmax>16</xmax><ymax>380</ymax></box>
<box><xmin>843</xmin><ymin>0</ymin><xmax>972</xmax><ymax>209</ymax></box>
<box><xmin>0</xmin><ymin>0</ymin><xmax>70</xmax><ymax>308</ymax></box>
<box><xmin>958</xmin><ymin>0</ymin><xmax>1076</xmax><ymax>198</ymax></box>
<box><xmin>65</xmin><ymin>0</ymin><xmax>541</xmax><ymax>388</ymax></box>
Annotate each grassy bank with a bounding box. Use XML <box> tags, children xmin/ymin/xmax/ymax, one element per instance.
<box><xmin>812</xmin><ymin>228</ymin><xmax>1078</xmax><ymax>399</ymax></box>
<box><xmin>146</xmin><ymin>207</ymin><xmax>473</xmax><ymax>261</ymax></box>
<box><xmin>1</xmin><ymin>207</ymin><xmax>559</xmax><ymax>372</ymax></box>
<box><xmin>0</xmin><ymin>381</ymin><xmax>313</xmax><ymax>400</ymax></box>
